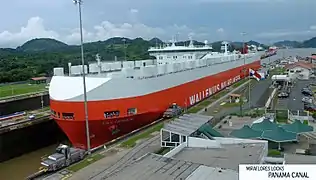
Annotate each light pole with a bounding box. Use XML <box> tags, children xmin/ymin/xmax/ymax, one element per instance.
<box><xmin>73</xmin><ymin>0</ymin><xmax>91</xmax><ymax>153</ymax></box>
<box><xmin>241</xmin><ymin>32</ymin><xmax>251</xmax><ymax>109</ymax></box>
<box><xmin>122</xmin><ymin>39</ymin><xmax>127</xmax><ymax>61</ymax></box>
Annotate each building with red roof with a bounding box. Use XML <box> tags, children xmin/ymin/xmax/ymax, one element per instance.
<box><xmin>30</xmin><ymin>76</ymin><xmax>48</xmax><ymax>84</ymax></box>
<box><xmin>284</xmin><ymin>62</ymin><xmax>314</xmax><ymax>80</ymax></box>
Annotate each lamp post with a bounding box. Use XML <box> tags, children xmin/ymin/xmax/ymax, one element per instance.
<box><xmin>241</xmin><ymin>32</ymin><xmax>251</xmax><ymax>110</ymax></box>
<box><xmin>122</xmin><ymin>39</ymin><xmax>127</xmax><ymax>61</ymax></box>
<box><xmin>73</xmin><ymin>0</ymin><xmax>91</xmax><ymax>153</ymax></box>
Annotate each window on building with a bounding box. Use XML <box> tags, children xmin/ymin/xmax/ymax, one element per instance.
<box><xmin>127</xmin><ymin>108</ymin><xmax>137</xmax><ymax>115</ymax></box>
<box><xmin>182</xmin><ymin>136</ymin><xmax>186</xmax><ymax>142</ymax></box>
<box><xmin>104</xmin><ymin>111</ymin><xmax>120</xmax><ymax>118</ymax></box>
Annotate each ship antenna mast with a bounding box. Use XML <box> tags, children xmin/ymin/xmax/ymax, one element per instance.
<box><xmin>68</xmin><ymin>62</ymin><xmax>72</xmax><ymax>76</ymax></box>
<box><xmin>96</xmin><ymin>54</ymin><xmax>101</xmax><ymax>75</ymax></box>
<box><xmin>171</xmin><ymin>36</ymin><xmax>176</xmax><ymax>47</ymax></box>
<box><xmin>221</xmin><ymin>41</ymin><xmax>229</xmax><ymax>54</ymax></box>
<box><xmin>188</xmin><ymin>35</ymin><xmax>194</xmax><ymax>47</ymax></box>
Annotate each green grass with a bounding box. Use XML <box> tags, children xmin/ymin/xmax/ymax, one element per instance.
<box><xmin>187</xmin><ymin>99</ymin><xmax>213</xmax><ymax>113</ymax></box>
<box><xmin>187</xmin><ymin>80</ymin><xmax>251</xmax><ymax>114</ymax></box>
<box><xmin>269</xmin><ymin>67</ymin><xmax>285</xmax><ymax>76</ymax></box>
<box><xmin>0</xmin><ymin>83</ymin><xmax>46</xmax><ymax>98</ymax></box>
<box><xmin>121</xmin><ymin>123</ymin><xmax>164</xmax><ymax>148</ymax></box>
<box><xmin>268</xmin><ymin>149</ymin><xmax>282</xmax><ymax>157</ymax></box>
<box><xmin>67</xmin><ymin>153</ymin><xmax>104</xmax><ymax>172</ymax></box>
<box><xmin>231</xmin><ymin>79</ymin><xmax>247</xmax><ymax>88</ymax></box>
<box><xmin>221</xmin><ymin>102</ymin><xmax>240</xmax><ymax>107</ymax></box>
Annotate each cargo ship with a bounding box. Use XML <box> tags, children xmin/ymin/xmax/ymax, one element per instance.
<box><xmin>49</xmin><ymin>40</ymin><xmax>266</xmax><ymax>149</ymax></box>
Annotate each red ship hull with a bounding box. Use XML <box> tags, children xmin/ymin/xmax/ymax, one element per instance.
<box><xmin>50</xmin><ymin>60</ymin><xmax>261</xmax><ymax>149</ymax></box>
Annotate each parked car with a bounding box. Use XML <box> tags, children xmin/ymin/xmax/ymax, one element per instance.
<box><xmin>304</xmin><ymin>104</ymin><xmax>316</xmax><ymax>112</ymax></box>
<box><xmin>309</xmin><ymin>82</ymin><xmax>316</xmax><ymax>86</ymax></box>
<box><xmin>278</xmin><ymin>92</ymin><xmax>289</xmax><ymax>98</ymax></box>
<box><xmin>302</xmin><ymin>89</ymin><xmax>313</xmax><ymax>96</ymax></box>
<box><xmin>302</xmin><ymin>97</ymin><xmax>313</xmax><ymax>104</ymax></box>
<box><xmin>163</xmin><ymin>103</ymin><xmax>183</xmax><ymax>118</ymax></box>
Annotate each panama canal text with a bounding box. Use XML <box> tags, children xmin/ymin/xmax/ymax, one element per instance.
<box><xmin>246</xmin><ymin>165</ymin><xmax>310</xmax><ymax>179</ymax></box>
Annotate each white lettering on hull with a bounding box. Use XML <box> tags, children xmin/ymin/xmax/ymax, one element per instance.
<box><xmin>188</xmin><ymin>75</ymin><xmax>241</xmax><ymax>106</ymax></box>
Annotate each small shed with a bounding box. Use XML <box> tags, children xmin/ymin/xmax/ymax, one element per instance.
<box><xmin>30</xmin><ymin>77</ymin><xmax>48</xmax><ymax>84</ymax></box>
<box><xmin>229</xmin><ymin>93</ymin><xmax>241</xmax><ymax>103</ymax></box>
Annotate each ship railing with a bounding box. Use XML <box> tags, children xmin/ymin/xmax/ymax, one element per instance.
<box><xmin>126</xmin><ymin>56</ymin><xmax>254</xmax><ymax>80</ymax></box>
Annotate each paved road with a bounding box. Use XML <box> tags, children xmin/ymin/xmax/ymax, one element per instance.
<box><xmin>202</xmin><ymin>79</ymin><xmax>272</xmax><ymax>121</ymax></box>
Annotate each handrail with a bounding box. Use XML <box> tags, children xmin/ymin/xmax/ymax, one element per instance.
<box><xmin>0</xmin><ymin>90</ymin><xmax>48</xmax><ymax>103</ymax></box>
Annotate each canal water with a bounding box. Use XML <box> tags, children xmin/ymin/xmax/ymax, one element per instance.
<box><xmin>0</xmin><ymin>144</ymin><xmax>58</xmax><ymax>180</ymax></box>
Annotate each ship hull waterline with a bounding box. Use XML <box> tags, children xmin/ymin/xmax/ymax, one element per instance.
<box><xmin>50</xmin><ymin>60</ymin><xmax>261</xmax><ymax>149</ymax></box>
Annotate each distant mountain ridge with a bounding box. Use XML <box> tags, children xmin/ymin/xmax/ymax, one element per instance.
<box><xmin>5</xmin><ymin>37</ymin><xmax>267</xmax><ymax>54</ymax></box>
<box><xmin>16</xmin><ymin>38</ymin><xmax>69</xmax><ymax>52</ymax></box>
<box><xmin>0</xmin><ymin>36</ymin><xmax>315</xmax><ymax>83</ymax></box>
<box><xmin>273</xmin><ymin>37</ymin><xmax>316</xmax><ymax>48</ymax></box>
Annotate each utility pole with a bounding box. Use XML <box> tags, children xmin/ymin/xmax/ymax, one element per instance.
<box><xmin>73</xmin><ymin>0</ymin><xmax>91</xmax><ymax>154</ymax></box>
<box><xmin>41</xmin><ymin>93</ymin><xmax>44</xmax><ymax>109</ymax></box>
<box><xmin>122</xmin><ymin>39</ymin><xmax>127</xmax><ymax>61</ymax></box>
<box><xmin>241</xmin><ymin>32</ymin><xmax>251</xmax><ymax>110</ymax></box>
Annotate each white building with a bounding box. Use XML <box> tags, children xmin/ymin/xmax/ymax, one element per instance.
<box><xmin>285</xmin><ymin>62</ymin><xmax>313</xmax><ymax>80</ymax></box>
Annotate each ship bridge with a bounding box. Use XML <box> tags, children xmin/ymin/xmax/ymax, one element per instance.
<box><xmin>148</xmin><ymin>39</ymin><xmax>213</xmax><ymax>64</ymax></box>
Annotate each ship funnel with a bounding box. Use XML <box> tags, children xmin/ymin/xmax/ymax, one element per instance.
<box><xmin>68</xmin><ymin>62</ymin><xmax>72</xmax><ymax>76</ymax></box>
<box><xmin>241</xmin><ymin>43</ymin><xmax>248</xmax><ymax>54</ymax></box>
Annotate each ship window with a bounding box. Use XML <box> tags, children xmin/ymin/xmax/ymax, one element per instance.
<box><xmin>104</xmin><ymin>111</ymin><xmax>120</xmax><ymax>118</ymax></box>
<box><xmin>58</xmin><ymin>112</ymin><xmax>60</xmax><ymax>118</ymax></box>
<box><xmin>127</xmin><ymin>108</ymin><xmax>137</xmax><ymax>115</ymax></box>
<box><xmin>62</xmin><ymin>112</ymin><xmax>74</xmax><ymax>119</ymax></box>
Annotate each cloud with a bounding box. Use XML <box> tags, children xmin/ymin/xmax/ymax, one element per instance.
<box><xmin>0</xmin><ymin>17</ymin><xmax>60</xmax><ymax>48</ymax></box>
<box><xmin>0</xmin><ymin>17</ymin><xmax>208</xmax><ymax>48</ymax></box>
<box><xmin>217</xmin><ymin>28</ymin><xmax>224</xmax><ymax>33</ymax></box>
<box><xmin>130</xmin><ymin>9</ymin><xmax>139</xmax><ymax>14</ymax></box>
<box><xmin>310</xmin><ymin>25</ymin><xmax>316</xmax><ymax>30</ymax></box>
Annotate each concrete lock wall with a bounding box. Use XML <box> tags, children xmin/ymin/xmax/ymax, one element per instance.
<box><xmin>0</xmin><ymin>120</ymin><xmax>67</xmax><ymax>162</ymax></box>
<box><xmin>0</xmin><ymin>94</ymin><xmax>50</xmax><ymax>116</ymax></box>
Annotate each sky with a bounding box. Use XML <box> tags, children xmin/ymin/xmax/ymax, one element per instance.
<box><xmin>0</xmin><ymin>0</ymin><xmax>315</xmax><ymax>48</ymax></box>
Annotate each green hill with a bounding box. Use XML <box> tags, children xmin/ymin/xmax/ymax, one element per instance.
<box><xmin>1</xmin><ymin>36</ymin><xmax>315</xmax><ymax>83</ymax></box>
<box><xmin>16</xmin><ymin>38</ymin><xmax>69</xmax><ymax>52</ymax></box>
<box><xmin>273</xmin><ymin>40</ymin><xmax>303</xmax><ymax>48</ymax></box>
<box><xmin>302</xmin><ymin>37</ymin><xmax>316</xmax><ymax>48</ymax></box>
<box><xmin>273</xmin><ymin>37</ymin><xmax>316</xmax><ymax>48</ymax></box>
